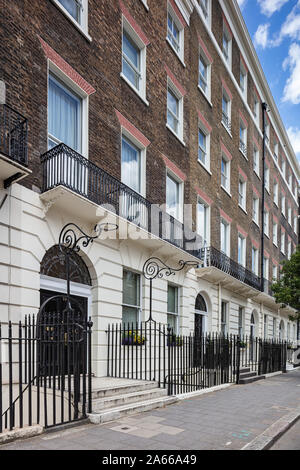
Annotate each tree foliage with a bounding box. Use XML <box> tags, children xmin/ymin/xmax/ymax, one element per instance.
<box><xmin>272</xmin><ymin>247</ymin><xmax>300</xmax><ymax>322</ymax></box>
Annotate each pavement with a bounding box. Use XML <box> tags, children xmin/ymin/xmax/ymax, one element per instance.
<box><xmin>270</xmin><ymin>419</ymin><xmax>300</xmax><ymax>450</ymax></box>
<box><xmin>1</xmin><ymin>369</ymin><xmax>300</xmax><ymax>451</ymax></box>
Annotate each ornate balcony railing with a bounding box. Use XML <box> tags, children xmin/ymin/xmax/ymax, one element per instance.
<box><xmin>40</xmin><ymin>143</ymin><xmax>204</xmax><ymax>256</ymax></box>
<box><xmin>201</xmin><ymin>246</ymin><xmax>262</xmax><ymax>291</ymax></box>
<box><xmin>0</xmin><ymin>104</ymin><xmax>28</xmax><ymax>166</ymax></box>
<box><xmin>222</xmin><ymin>111</ymin><xmax>231</xmax><ymax>133</ymax></box>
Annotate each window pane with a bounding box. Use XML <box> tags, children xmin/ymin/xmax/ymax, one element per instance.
<box><xmin>168</xmin><ymin>285</ymin><xmax>178</xmax><ymax>314</ymax></box>
<box><xmin>59</xmin><ymin>0</ymin><xmax>81</xmax><ymax>22</ymax></box>
<box><xmin>123</xmin><ymin>270</ymin><xmax>140</xmax><ymax>307</ymax></box>
<box><xmin>48</xmin><ymin>75</ymin><xmax>81</xmax><ymax>152</ymax></box>
<box><xmin>198</xmin><ymin>129</ymin><xmax>206</xmax><ymax>163</ymax></box>
<box><xmin>198</xmin><ymin>202</ymin><xmax>208</xmax><ymax>242</ymax></box>
<box><xmin>166</xmin><ymin>174</ymin><xmax>179</xmax><ymax>219</ymax></box>
<box><xmin>167</xmin><ymin>313</ymin><xmax>177</xmax><ymax>332</ymax></box>
<box><xmin>121</xmin><ymin>137</ymin><xmax>141</xmax><ymax>193</ymax></box>
<box><xmin>123</xmin><ymin>32</ymin><xmax>140</xmax><ymax>90</ymax></box>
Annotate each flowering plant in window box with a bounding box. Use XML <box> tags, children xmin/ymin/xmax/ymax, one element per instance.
<box><xmin>122</xmin><ymin>330</ymin><xmax>146</xmax><ymax>346</ymax></box>
<box><xmin>167</xmin><ymin>334</ymin><xmax>183</xmax><ymax>347</ymax></box>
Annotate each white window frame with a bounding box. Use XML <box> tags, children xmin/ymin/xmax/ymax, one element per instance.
<box><xmin>274</xmin><ymin>140</ymin><xmax>279</xmax><ymax>162</ymax></box>
<box><xmin>166</xmin><ymin>170</ymin><xmax>184</xmax><ymax>223</ymax></box>
<box><xmin>253</xmin><ymin>94</ymin><xmax>260</xmax><ymax>127</ymax></box>
<box><xmin>197</xmin><ymin>197</ymin><xmax>211</xmax><ymax>246</ymax></box>
<box><xmin>167</xmin><ymin>283</ymin><xmax>179</xmax><ymax>335</ymax></box>
<box><xmin>273</xmin><ymin>221</ymin><xmax>278</xmax><ymax>247</ymax></box>
<box><xmin>273</xmin><ymin>181</ymin><xmax>278</xmax><ymax>206</ymax></box>
<box><xmin>122</xmin><ymin>269</ymin><xmax>142</xmax><ymax>325</ymax></box>
<box><xmin>198</xmin><ymin>123</ymin><xmax>210</xmax><ymax>171</ymax></box>
<box><xmin>238</xmin><ymin>307</ymin><xmax>244</xmax><ymax>337</ymax></box>
<box><xmin>198</xmin><ymin>0</ymin><xmax>211</xmax><ymax>25</ymax></box>
<box><xmin>166</xmin><ymin>79</ymin><xmax>184</xmax><ymax>143</ymax></box>
<box><xmin>167</xmin><ymin>2</ymin><xmax>185</xmax><ymax>64</ymax></box>
<box><xmin>265</xmin><ymin>121</ymin><xmax>270</xmax><ymax>147</ymax></box>
<box><xmin>263</xmin><ymin>256</ymin><xmax>269</xmax><ymax>281</ymax></box>
<box><xmin>288</xmin><ymin>240</ymin><xmax>292</xmax><ymax>259</ymax></box>
<box><xmin>281</xmin><ymin>231</ymin><xmax>285</xmax><ymax>254</ymax></box>
<box><xmin>264</xmin><ymin>165</ymin><xmax>270</xmax><ymax>192</ymax></box>
<box><xmin>272</xmin><ymin>265</ymin><xmax>278</xmax><ymax>281</ymax></box>
<box><xmin>252</xmin><ymin>246</ymin><xmax>259</xmax><ymax>275</ymax></box>
<box><xmin>238</xmin><ymin>234</ymin><xmax>246</xmax><ymax>267</ymax></box>
<box><xmin>51</xmin><ymin>0</ymin><xmax>91</xmax><ymax>41</ymax></box>
<box><xmin>221</xmin><ymin>88</ymin><xmax>231</xmax><ymax>135</ymax></box>
<box><xmin>240</xmin><ymin>61</ymin><xmax>247</xmax><ymax>100</ymax></box>
<box><xmin>199</xmin><ymin>50</ymin><xmax>211</xmax><ymax>102</ymax></box>
<box><xmin>48</xmin><ymin>62</ymin><xmax>88</xmax><ymax>158</ymax></box>
<box><xmin>264</xmin><ymin>314</ymin><xmax>268</xmax><ymax>339</ymax></box>
<box><xmin>121</xmin><ymin>17</ymin><xmax>148</xmax><ymax>105</ymax></box>
<box><xmin>239</xmin><ymin>120</ymin><xmax>247</xmax><ymax>158</ymax></box>
<box><xmin>264</xmin><ymin>210</ymin><xmax>269</xmax><ymax>238</ymax></box>
<box><xmin>294</xmin><ymin>216</ymin><xmax>298</xmax><ymax>234</ymax></box>
<box><xmin>238</xmin><ymin>176</ymin><xmax>247</xmax><ymax>212</ymax></box>
<box><xmin>221</xmin><ymin>301</ymin><xmax>228</xmax><ymax>335</ymax></box>
<box><xmin>281</xmin><ymin>195</ymin><xmax>286</xmax><ymax>217</ymax></box>
<box><xmin>253</xmin><ymin>144</ymin><xmax>260</xmax><ymax>177</ymax></box>
<box><xmin>220</xmin><ymin>218</ymin><xmax>230</xmax><ymax>257</ymax></box>
<box><xmin>221</xmin><ymin>153</ymin><xmax>231</xmax><ymax>194</ymax></box>
<box><xmin>121</xmin><ymin>131</ymin><xmax>146</xmax><ymax>197</ymax></box>
<box><xmin>288</xmin><ymin>206</ymin><xmax>292</xmax><ymax>226</ymax></box>
<box><xmin>252</xmin><ymin>195</ymin><xmax>259</xmax><ymax>226</ymax></box>
<box><xmin>222</xmin><ymin>21</ymin><xmax>232</xmax><ymax>68</ymax></box>
<box><xmin>139</xmin><ymin>0</ymin><xmax>149</xmax><ymax>10</ymax></box>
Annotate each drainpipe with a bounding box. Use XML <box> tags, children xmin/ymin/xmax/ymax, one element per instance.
<box><xmin>261</xmin><ymin>103</ymin><xmax>268</xmax><ymax>292</ymax></box>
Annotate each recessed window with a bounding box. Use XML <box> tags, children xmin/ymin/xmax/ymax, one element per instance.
<box><xmin>288</xmin><ymin>240</ymin><xmax>292</xmax><ymax>259</ymax></box>
<box><xmin>122</xmin><ymin>31</ymin><xmax>141</xmax><ymax>91</ymax></box>
<box><xmin>263</xmin><ymin>256</ymin><xmax>269</xmax><ymax>281</ymax></box>
<box><xmin>281</xmin><ymin>195</ymin><xmax>286</xmax><ymax>217</ymax></box>
<box><xmin>265</xmin><ymin>121</ymin><xmax>270</xmax><ymax>146</ymax></box>
<box><xmin>252</xmin><ymin>247</ymin><xmax>259</xmax><ymax>275</ymax></box>
<box><xmin>253</xmin><ymin>94</ymin><xmax>259</xmax><ymax>125</ymax></box>
<box><xmin>272</xmin><ymin>265</ymin><xmax>278</xmax><ymax>281</ymax></box>
<box><xmin>121</xmin><ymin>135</ymin><xmax>142</xmax><ymax>194</ymax></box>
<box><xmin>221</xmin><ymin>155</ymin><xmax>230</xmax><ymax>193</ymax></box>
<box><xmin>238</xmin><ymin>177</ymin><xmax>247</xmax><ymax>211</ymax></box>
<box><xmin>221</xmin><ymin>301</ymin><xmax>228</xmax><ymax>335</ymax></box>
<box><xmin>253</xmin><ymin>144</ymin><xmax>259</xmax><ymax>176</ymax></box>
<box><xmin>166</xmin><ymin>172</ymin><xmax>182</xmax><ymax>221</ymax></box>
<box><xmin>252</xmin><ymin>195</ymin><xmax>259</xmax><ymax>225</ymax></box>
<box><xmin>197</xmin><ymin>199</ymin><xmax>210</xmax><ymax>245</ymax></box>
<box><xmin>167</xmin><ymin>5</ymin><xmax>184</xmax><ymax>62</ymax></box>
<box><xmin>273</xmin><ymin>181</ymin><xmax>278</xmax><ymax>206</ymax></box>
<box><xmin>220</xmin><ymin>219</ymin><xmax>230</xmax><ymax>256</ymax></box>
<box><xmin>294</xmin><ymin>216</ymin><xmax>298</xmax><ymax>234</ymax></box>
<box><xmin>122</xmin><ymin>270</ymin><xmax>141</xmax><ymax>324</ymax></box>
<box><xmin>239</xmin><ymin>120</ymin><xmax>247</xmax><ymax>157</ymax></box>
<box><xmin>58</xmin><ymin>0</ymin><xmax>82</xmax><ymax>22</ymax></box>
<box><xmin>264</xmin><ymin>314</ymin><xmax>268</xmax><ymax>339</ymax></box>
<box><xmin>273</xmin><ymin>221</ymin><xmax>278</xmax><ymax>246</ymax></box>
<box><xmin>264</xmin><ymin>165</ymin><xmax>270</xmax><ymax>192</ymax></box>
<box><xmin>167</xmin><ymin>87</ymin><xmax>179</xmax><ymax>134</ymax></box>
<box><xmin>281</xmin><ymin>157</ymin><xmax>286</xmax><ymax>177</ymax></box>
<box><xmin>222</xmin><ymin>22</ymin><xmax>232</xmax><ymax>66</ymax></box>
<box><xmin>288</xmin><ymin>206</ymin><xmax>292</xmax><ymax>225</ymax></box>
<box><xmin>274</xmin><ymin>140</ymin><xmax>279</xmax><ymax>161</ymax></box>
<box><xmin>199</xmin><ymin>0</ymin><xmax>209</xmax><ymax>19</ymax></box>
<box><xmin>222</xmin><ymin>89</ymin><xmax>231</xmax><ymax>133</ymax></box>
<box><xmin>238</xmin><ymin>234</ymin><xmax>246</xmax><ymax>267</ymax></box>
<box><xmin>167</xmin><ymin>284</ymin><xmax>179</xmax><ymax>333</ymax></box>
<box><xmin>48</xmin><ymin>73</ymin><xmax>82</xmax><ymax>152</ymax></box>
<box><xmin>238</xmin><ymin>307</ymin><xmax>244</xmax><ymax>337</ymax></box>
<box><xmin>240</xmin><ymin>61</ymin><xmax>247</xmax><ymax>99</ymax></box>
<box><xmin>198</xmin><ymin>127</ymin><xmax>210</xmax><ymax>169</ymax></box>
<box><xmin>264</xmin><ymin>210</ymin><xmax>269</xmax><ymax>237</ymax></box>
<box><xmin>281</xmin><ymin>232</ymin><xmax>285</xmax><ymax>254</ymax></box>
<box><xmin>199</xmin><ymin>53</ymin><xmax>211</xmax><ymax>99</ymax></box>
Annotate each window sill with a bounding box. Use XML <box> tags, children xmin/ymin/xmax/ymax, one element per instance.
<box><xmin>198</xmin><ymin>160</ymin><xmax>212</xmax><ymax>175</ymax></box>
<box><xmin>273</xmin><ymin>242</ymin><xmax>278</xmax><ymax>248</ymax></box>
<box><xmin>274</xmin><ymin>201</ymin><xmax>278</xmax><ymax>208</ymax></box>
<box><xmin>139</xmin><ymin>0</ymin><xmax>149</xmax><ymax>11</ymax></box>
<box><xmin>166</xmin><ymin>38</ymin><xmax>186</xmax><ymax>68</ymax></box>
<box><xmin>252</xmin><ymin>219</ymin><xmax>260</xmax><ymax>228</ymax></box>
<box><xmin>221</xmin><ymin>121</ymin><xmax>232</xmax><ymax>138</ymax></box>
<box><xmin>221</xmin><ymin>185</ymin><xmax>232</xmax><ymax>198</ymax></box>
<box><xmin>51</xmin><ymin>0</ymin><xmax>92</xmax><ymax>42</ymax></box>
<box><xmin>166</xmin><ymin>123</ymin><xmax>186</xmax><ymax>147</ymax></box>
<box><xmin>264</xmin><ymin>234</ymin><xmax>270</xmax><ymax>239</ymax></box>
<box><xmin>238</xmin><ymin>205</ymin><xmax>247</xmax><ymax>215</ymax></box>
<box><xmin>254</xmin><ymin>170</ymin><xmax>261</xmax><ymax>180</ymax></box>
<box><xmin>198</xmin><ymin>86</ymin><xmax>213</xmax><ymax>107</ymax></box>
<box><xmin>120</xmin><ymin>73</ymin><xmax>149</xmax><ymax>106</ymax></box>
<box><xmin>239</xmin><ymin>148</ymin><xmax>248</xmax><ymax>160</ymax></box>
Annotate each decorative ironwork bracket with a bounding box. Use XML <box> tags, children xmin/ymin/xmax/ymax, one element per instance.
<box><xmin>59</xmin><ymin>222</ymin><xmax>118</xmax><ymax>255</ymax></box>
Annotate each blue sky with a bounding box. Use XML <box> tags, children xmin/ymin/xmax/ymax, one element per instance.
<box><xmin>238</xmin><ymin>0</ymin><xmax>300</xmax><ymax>164</ymax></box>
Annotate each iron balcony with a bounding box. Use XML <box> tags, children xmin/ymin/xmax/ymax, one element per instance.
<box><xmin>0</xmin><ymin>104</ymin><xmax>28</xmax><ymax>166</ymax></box>
<box><xmin>41</xmin><ymin>143</ymin><xmax>271</xmax><ymax>296</ymax></box>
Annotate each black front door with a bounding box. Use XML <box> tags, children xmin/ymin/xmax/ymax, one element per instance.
<box><xmin>38</xmin><ymin>290</ymin><xmax>88</xmax><ymax>377</ymax></box>
<box><xmin>194</xmin><ymin>314</ymin><xmax>203</xmax><ymax>367</ymax></box>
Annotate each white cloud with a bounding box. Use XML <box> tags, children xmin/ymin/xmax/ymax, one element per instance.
<box><xmin>257</xmin><ymin>0</ymin><xmax>290</xmax><ymax>17</ymax></box>
<box><xmin>282</xmin><ymin>42</ymin><xmax>300</xmax><ymax>104</ymax></box>
<box><xmin>237</xmin><ymin>0</ymin><xmax>247</xmax><ymax>9</ymax></box>
<box><xmin>254</xmin><ymin>23</ymin><xmax>271</xmax><ymax>48</ymax></box>
<box><xmin>287</xmin><ymin>126</ymin><xmax>300</xmax><ymax>157</ymax></box>
<box><xmin>280</xmin><ymin>0</ymin><xmax>300</xmax><ymax>41</ymax></box>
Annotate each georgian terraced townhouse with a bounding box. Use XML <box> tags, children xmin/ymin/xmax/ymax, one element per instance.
<box><xmin>0</xmin><ymin>0</ymin><xmax>299</xmax><ymax>380</ymax></box>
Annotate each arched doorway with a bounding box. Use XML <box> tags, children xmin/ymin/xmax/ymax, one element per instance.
<box><xmin>195</xmin><ymin>294</ymin><xmax>208</xmax><ymax>338</ymax></box>
<box><xmin>39</xmin><ymin>245</ymin><xmax>92</xmax><ymax>376</ymax></box>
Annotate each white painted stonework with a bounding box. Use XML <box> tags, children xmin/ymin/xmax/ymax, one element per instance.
<box><xmin>0</xmin><ymin>183</ymin><xmax>297</xmax><ymax>377</ymax></box>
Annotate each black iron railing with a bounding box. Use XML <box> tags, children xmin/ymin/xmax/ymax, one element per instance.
<box><xmin>201</xmin><ymin>247</ymin><xmax>262</xmax><ymax>291</ymax></box>
<box><xmin>40</xmin><ymin>143</ymin><xmax>204</xmax><ymax>256</ymax></box>
<box><xmin>0</xmin><ymin>104</ymin><xmax>28</xmax><ymax>166</ymax></box>
<box><xmin>107</xmin><ymin>322</ymin><xmax>288</xmax><ymax>395</ymax></box>
<box><xmin>222</xmin><ymin>111</ymin><xmax>231</xmax><ymax>133</ymax></box>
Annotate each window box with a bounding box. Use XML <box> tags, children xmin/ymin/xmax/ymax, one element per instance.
<box><xmin>122</xmin><ymin>331</ymin><xmax>146</xmax><ymax>346</ymax></box>
<box><xmin>167</xmin><ymin>334</ymin><xmax>183</xmax><ymax>347</ymax></box>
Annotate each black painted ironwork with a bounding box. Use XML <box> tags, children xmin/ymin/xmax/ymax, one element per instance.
<box><xmin>201</xmin><ymin>246</ymin><xmax>261</xmax><ymax>291</ymax></box>
<box><xmin>0</xmin><ymin>104</ymin><xmax>28</xmax><ymax>166</ymax></box>
<box><xmin>106</xmin><ymin>325</ymin><xmax>288</xmax><ymax>395</ymax></box>
<box><xmin>142</xmin><ymin>257</ymin><xmax>199</xmax><ymax>322</ymax></box>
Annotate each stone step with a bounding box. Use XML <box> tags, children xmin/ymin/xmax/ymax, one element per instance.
<box><xmin>239</xmin><ymin>375</ymin><xmax>265</xmax><ymax>385</ymax></box>
<box><xmin>92</xmin><ymin>387</ymin><xmax>168</xmax><ymax>411</ymax></box>
<box><xmin>88</xmin><ymin>396</ymin><xmax>178</xmax><ymax>425</ymax></box>
<box><xmin>234</xmin><ymin>367</ymin><xmax>251</xmax><ymax>374</ymax></box>
<box><xmin>89</xmin><ymin>381</ymin><xmax>159</xmax><ymax>400</ymax></box>
<box><xmin>239</xmin><ymin>371</ymin><xmax>258</xmax><ymax>379</ymax></box>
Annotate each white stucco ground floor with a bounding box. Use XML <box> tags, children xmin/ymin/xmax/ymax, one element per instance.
<box><xmin>0</xmin><ymin>183</ymin><xmax>298</xmax><ymax>378</ymax></box>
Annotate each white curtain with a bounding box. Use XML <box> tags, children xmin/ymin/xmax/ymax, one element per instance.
<box><xmin>121</xmin><ymin>137</ymin><xmax>140</xmax><ymax>193</ymax></box>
